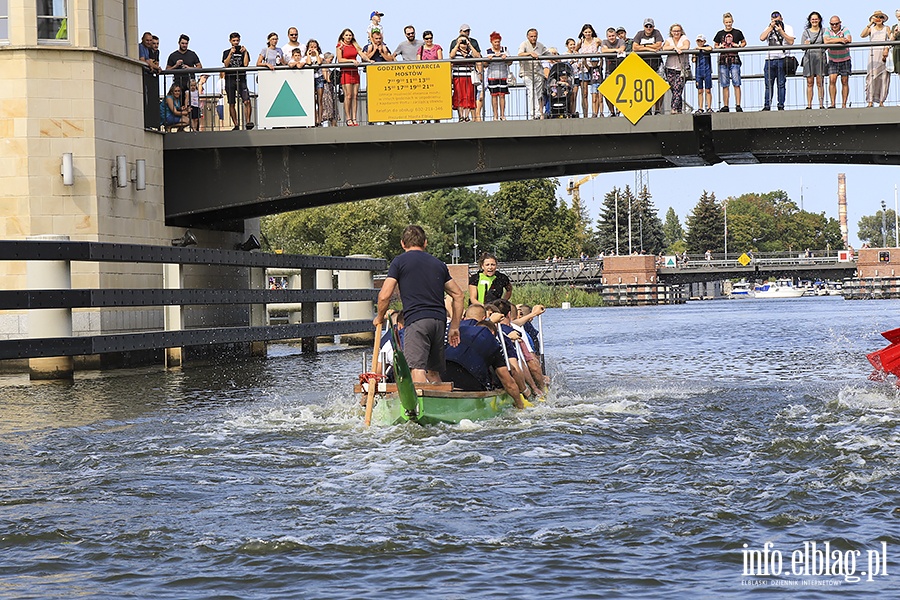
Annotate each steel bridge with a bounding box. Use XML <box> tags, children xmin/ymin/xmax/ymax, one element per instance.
<box><xmin>498</xmin><ymin>253</ymin><xmax>858</xmax><ymax>286</ymax></box>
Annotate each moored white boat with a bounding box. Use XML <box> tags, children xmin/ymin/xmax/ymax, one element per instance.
<box><xmin>730</xmin><ymin>280</ymin><xmax>755</xmax><ymax>299</ymax></box>
<box><xmin>753</xmin><ymin>279</ymin><xmax>805</xmax><ymax>299</ymax></box>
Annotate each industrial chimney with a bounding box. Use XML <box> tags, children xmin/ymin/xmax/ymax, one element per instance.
<box><xmin>838</xmin><ymin>173</ymin><xmax>848</xmax><ymax>245</ymax></box>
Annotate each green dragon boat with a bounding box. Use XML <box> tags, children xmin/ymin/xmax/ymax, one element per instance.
<box><xmin>357</xmin><ymin>325</ymin><xmax>516</xmax><ymax>426</ymax></box>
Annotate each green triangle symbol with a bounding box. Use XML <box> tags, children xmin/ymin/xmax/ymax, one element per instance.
<box><xmin>267</xmin><ymin>81</ymin><xmax>308</xmax><ymax>118</ymax></box>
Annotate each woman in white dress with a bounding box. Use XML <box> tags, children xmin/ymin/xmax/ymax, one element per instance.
<box><xmin>860</xmin><ymin>10</ymin><xmax>891</xmax><ymax>106</ymax></box>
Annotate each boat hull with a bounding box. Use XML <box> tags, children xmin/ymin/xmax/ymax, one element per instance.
<box><xmin>371</xmin><ymin>389</ymin><xmax>515</xmax><ymax>426</ymax></box>
<box><xmin>753</xmin><ymin>287</ymin><xmax>805</xmax><ymax>299</ymax></box>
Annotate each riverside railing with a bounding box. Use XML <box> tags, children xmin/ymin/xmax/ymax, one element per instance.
<box><xmin>0</xmin><ymin>239</ymin><xmax>385</xmax><ymax>378</ymax></box>
<box><xmin>147</xmin><ymin>39</ymin><xmax>900</xmax><ymax>129</ymax></box>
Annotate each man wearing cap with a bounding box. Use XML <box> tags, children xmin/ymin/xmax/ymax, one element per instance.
<box><xmin>450</xmin><ymin>25</ymin><xmax>484</xmax><ymax>119</ymax></box>
<box><xmin>633</xmin><ymin>18</ymin><xmax>664</xmax><ymax>114</ymax></box>
<box><xmin>518</xmin><ymin>28</ymin><xmax>549</xmax><ymax>119</ymax></box>
<box><xmin>363</xmin><ymin>28</ymin><xmax>394</xmax><ymax>63</ymax></box>
<box><xmin>602</xmin><ymin>27</ymin><xmax>626</xmax><ymax>116</ymax></box>
<box><xmin>714</xmin><ymin>12</ymin><xmax>747</xmax><ymax>112</ymax></box>
<box><xmin>759</xmin><ymin>10</ymin><xmax>795</xmax><ymax>110</ymax></box>
<box><xmin>449</xmin><ymin>24</ymin><xmax>481</xmax><ymax>55</ymax></box>
<box><xmin>367</xmin><ymin>11</ymin><xmax>384</xmax><ymax>44</ymax></box>
<box><xmin>616</xmin><ymin>26</ymin><xmax>632</xmax><ymax>53</ymax></box>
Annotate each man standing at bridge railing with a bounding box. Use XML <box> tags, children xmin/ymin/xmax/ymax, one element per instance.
<box><xmin>518</xmin><ymin>28</ymin><xmax>549</xmax><ymax>119</ymax></box>
<box><xmin>825</xmin><ymin>15</ymin><xmax>853</xmax><ymax>109</ymax></box>
<box><xmin>759</xmin><ymin>10</ymin><xmax>795</xmax><ymax>111</ymax></box>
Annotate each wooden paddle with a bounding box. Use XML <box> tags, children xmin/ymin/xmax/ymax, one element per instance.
<box><xmin>364</xmin><ymin>322</ymin><xmax>383</xmax><ymax>426</ymax></box>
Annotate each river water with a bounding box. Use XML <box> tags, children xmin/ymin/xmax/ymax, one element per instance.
<box><xmin>2</xmin><ymin>296</ymin><xmax>899</xmax><ymax>598</ymax></box>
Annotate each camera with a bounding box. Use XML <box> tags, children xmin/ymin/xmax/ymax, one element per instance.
<box><xmin>774</xmin><ymin>19</ymin><xmax>784</xmax><ymax>29</ymax></box>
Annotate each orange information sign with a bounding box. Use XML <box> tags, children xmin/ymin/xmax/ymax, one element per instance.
<box><xmin>366</xmin><ymin>62</ymin><xmax>452</xmax><ymax>122</ymax></box>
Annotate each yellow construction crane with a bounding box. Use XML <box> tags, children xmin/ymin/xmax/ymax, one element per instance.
<box><xmin>566</xmin><ymin>174</ymin><xmax>599</xmax><ymax>250</ymax></box>
<box><xmin>566</xmin><ymin>174</ymin><xmax>599</xmax><ymax>217</ymax></box>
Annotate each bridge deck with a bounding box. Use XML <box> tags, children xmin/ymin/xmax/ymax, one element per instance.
<box><xmin>163</xmin><ymin>108</ymin><xmax>900</xmax><ymax>226</ymax></box>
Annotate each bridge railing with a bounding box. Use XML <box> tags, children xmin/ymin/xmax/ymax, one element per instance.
<box><xmin>149</xmin><ymin>40</ymin><xmax>900</xmax><ymax>129</ymax></box>
<box><xmin>0</xmin><ymin>240</ymin><xmax>385</xmax><ymax>369</ymax></box>
<box><xmin>497</xmin><ymin>258</ymin><xmax>604</xmax><ymax>284</ymax></box>
<box><xmin>663</xmin><ymin>250</ymin><xmax>855</xmax><ymax>269</ymax></box>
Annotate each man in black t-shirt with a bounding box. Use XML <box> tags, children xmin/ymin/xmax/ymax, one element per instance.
<box><xmin>374</xmin><ymin>225</ymin><xmax>464</xmax><ymax>383</ymax></box>
<box><xmin>362</xmin><ymin>29</ymin><xmax>394</xmax><ymax>62</ymax></box>
<box><xmin>713</xmin><ymin>12</ymin><xmax>747</xmax><ymax>112</ymax></box>
<box><xmin>633</xmin><ymin>18</ymin><xmax>664</xmax><ymax>114</ymax></box>
<box><xmin>166</xmin><ymin>34</ymin><xmax>202</xmax><ymax>107</ymax></box>
<box><xmin>221</xmin><ymin>32</ymin><xmax>253</xmax><ymax>130</ymax></box>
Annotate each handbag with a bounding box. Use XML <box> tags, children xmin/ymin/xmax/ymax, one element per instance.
<box><xmin>337</xmin><ymin>86</ymin><xmax>345</xmax><ymax>103</ymax></box>
<box><xmin>679</xmin><ymin>55</ymin><xmax>693</xmax><ymax>81</ymax></box>
<box><xmin>784</xmin><ymin>54</ymin><xmax>799</xmax><ymax>76</ymax></box>
<box><xmin>471</xmin><ymin>69</ymin><xmax>481</xmax><ymax>86</ymax></box>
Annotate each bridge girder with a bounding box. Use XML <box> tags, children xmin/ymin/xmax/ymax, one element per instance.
<box><xmin>658</xmin><ymin>263</ymin><xmax>857</xmax><ymax>285</ymax></box>
<box><xmin>164</xmin><ymin>109</ymin><xmax>900</xmax><ymax>227</ymax></box>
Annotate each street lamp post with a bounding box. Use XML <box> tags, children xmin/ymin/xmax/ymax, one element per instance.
<box><xmin>895</xmin><ymin>185</ymin><xmax>899</xmax><ymax>249</ymax></box>
<box><xmin>882</xmin><ymin>200</ymin><xmax>888</xmax><ymax>247</ymax></box>
<box><xmin>628</xmin><ymin>192</ymin><xmax>633</xmax><ymax>255</ymax></box>
<box><xmin>724</xmin><ymin>199</ymin><xmax>728</xmax><ymax>260</ymax></box>
<box><xmin>614</xmin><ymin>191</ymin><xmax>620</xmax><ymax>256</ymax></box>
<box><xmin>472</xmin><ymin>221</ymin><xmax>478</xmax><ymax>262</ymax></box>
<box><xmin>452</xmin><ymin>220</ymin><xmax>459</xmax><ymax>264</ymax></box>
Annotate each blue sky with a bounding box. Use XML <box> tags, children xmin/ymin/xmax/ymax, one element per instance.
<box><xmin>140</xmin><ymin>1</ymin><xmax>900</xmax><ymax>247</ymax></box>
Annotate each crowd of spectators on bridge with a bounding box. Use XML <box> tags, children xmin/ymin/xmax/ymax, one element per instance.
<box><xmin>139</xmin><ymin>8</ymin><xmax>900</xmax><ymax>130</ymax></box>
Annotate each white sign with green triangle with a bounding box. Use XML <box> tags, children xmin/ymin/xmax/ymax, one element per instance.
<box><xmin>257</xmin><ymin>69</ymin><xmax>315</xmax><ymax>129</ymax></box>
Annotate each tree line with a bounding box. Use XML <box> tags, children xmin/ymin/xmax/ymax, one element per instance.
<box><xmin>261</xmin><ymin>179</ymin><xmax>884</xmax><ymax>261</ymax></box>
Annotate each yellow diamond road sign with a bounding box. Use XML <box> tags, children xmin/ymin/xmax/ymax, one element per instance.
<box><xmin>738</xmin><ymin>253</ymin><xmax>752</xmax><ymax>266</ymax></box>
<box><xmin>599</xmin><ymin>53</ymin><xmax>671</xmax><ymax>125</ymax></box>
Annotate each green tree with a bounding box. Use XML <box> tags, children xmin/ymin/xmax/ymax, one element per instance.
<box><xmin>723</xmin><ymin>191</ymin><xmax>843</xmax><ymax>253</ymax></box>
<box><xmin>416</xmin><ymin>188</ymin><xmax>488</xmax><ymax>263</ymax></box>
<box><xmin>594</xmin><ymin>186</ymin><xmax>632</xmax><ymax>254</ymax></box>
<box><xmin>634</xmin><ymin>184</ymin><xmax>665</xmax><ymax>254</ymax></box>
<box><xmin>858</xmin><ymin>208</ymin><xmax>898</xmax><ymax>247</ymax></box>
<box><xmin>685</xmin><ymin>190</ymin><xmax>723</xmax><ymax>252</ymax></box>
<box><xmin>662</xmin><ymin>207</ymin><xmax>685</xmax><ymax>251</ymax></box>
<box><xmin>260</xmin><ymin>195</ymin><xmax>421</xmax><ymax>260</ymax></box>
<box><xmin>724</xmin><ymin>193</ymin><xmax>775</xmax><ymax>252</ymax></box>
<box><xmin>788</xmin><ymin>211</ymin><xmax>845</xmax><ymax>252</ymax></box>
<box><xmin>492</xmin><ymin>178</ymin><xmax>579</xmax><ymax>260</ymax></box>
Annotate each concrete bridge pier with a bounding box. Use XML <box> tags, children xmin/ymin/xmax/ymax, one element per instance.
<box><xmin>315</xmin><ymin>270</ymin><xmax>335</xmax><ymax>345</ymax></box>
<box><xmin>163</xmin><ymin>262</ymin><xmax>183</xmax><ymax>369</ymax></box>
<box><xmin>26</xmin><ymin>235</ymin><xmax>74</xmax><ymax>380</ymax></box>
<box><xmin>0</xmin><ymin>0</ymin><xmax>264</xmax><ymax>370</ymax></box>
<box><xmin>339</xmin><ymin>256</ymin><xmax>375</xmax><ymax>345</ymax></box>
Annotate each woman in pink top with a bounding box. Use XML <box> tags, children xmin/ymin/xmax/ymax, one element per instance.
<box><xmin>416</xmin><ymin>30</ymin><xmax>443</xmax><ymax>60</ymax></box>
<box><xmin>575</xmin><ymin>24</ymin><xmax>600</xmax><ymax>117</ymax></box>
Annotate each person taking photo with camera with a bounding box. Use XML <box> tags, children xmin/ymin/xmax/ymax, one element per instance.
<box><xmin>759</xmin><ymin>10</ymin><xmax>795</xmax><ymax>111</ymax></box>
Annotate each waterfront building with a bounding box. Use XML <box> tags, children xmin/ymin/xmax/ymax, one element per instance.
<box><xmin>0</xmin><ymin>0</ymin><xmax>256</xmax><ymax>364</ymax></box>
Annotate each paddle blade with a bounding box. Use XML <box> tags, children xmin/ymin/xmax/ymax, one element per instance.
<box><xmin>389</xmin><ymin>329</ymin><xmax>418</xmax><ymax>421</ymax></box>
<box><xmin>882</xmin><ymin>327</ymin><xmax>900</xmax><ymax>343</ymax></box>
<box><xmin>364</xmin><ymin>322</ymin><xmax>383</xmax><ymax>427</ymax></box>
